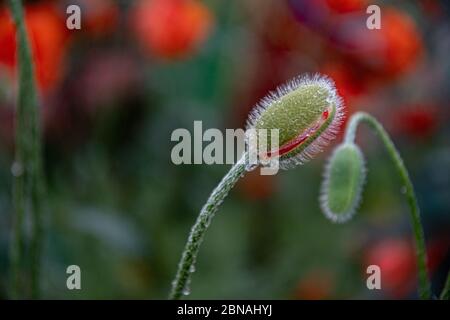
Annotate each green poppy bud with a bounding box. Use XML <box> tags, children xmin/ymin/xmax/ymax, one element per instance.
<box><xmin>320</xmin><ymin>142</ymin><xmax>366</xmax><ymax>223</ymax></box>
<box><xmin>246</xmin><ymin>74</ymin><xmax>345</xmax><ymax>169</ymax></box>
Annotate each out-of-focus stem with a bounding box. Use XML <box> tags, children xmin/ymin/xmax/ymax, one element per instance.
<box><xmin>9</xmin><ymin>0</ymin><xmax>45</xmax><ymax>299</ymax></box>
<box><xmin>440</xmin><ymin>271</ymin><xmax>450</xmax><ymax>300</ymax></box>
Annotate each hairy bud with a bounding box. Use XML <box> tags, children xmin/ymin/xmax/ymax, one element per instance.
<box><xmin>246</xmin><ymin>74</ymin><xmax>345</xmax><ymax>169</ymax></box>
<box><xmin>320</xmin><ymin>143</ymin><xmax>366</xmax><ymax>223</ymax></box>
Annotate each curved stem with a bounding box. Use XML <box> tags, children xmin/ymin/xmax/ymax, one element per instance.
<box><xmin>345</xmin><ymin>112</ymin><xmax>431</xmax><ymax>299</ymax></box>
<box><xmin>169</xmin><ymin>153</ymin><xmax>248</xmax><ymax>299</ymax></box>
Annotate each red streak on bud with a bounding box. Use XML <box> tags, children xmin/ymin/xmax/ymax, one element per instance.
<box><xmin>263</xmin><ymin>106</ymin><xmax>331</xmax><ymax>159</ymax></box>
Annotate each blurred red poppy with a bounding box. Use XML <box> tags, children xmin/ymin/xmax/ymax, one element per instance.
<box><xmin>364</xmin><ymin>236</ymin><xmax>448</xmax><ymax>298</ymax></box>
<box><xmin>129</xmin><ymin>0</ymin><xmax>214</xmax><ymax>59</ymax></box>
<box><xmin>392</xmin><ymin>104</ymin><xmax>438</xmax><ymax>139</ymax></box>
<box><xmin>364</xmin><ymin>238</ymin><xmax>416</xmax><ymax>298</ymax></box>
<box><xmin>71</xmin><ymin>0</ymin><xmax>119</xmax><ymax>37</ymax></box>
<box><xmin>238</xmin><ymin>170</ymin><xmax>276</xmax><ymax>200</ymax></box>
<box><xmin>356</xmin><ymin>8</ymin><xmax>423</xmax><ymax>78</ymax></box>
<box><xmin>419</xmin><ymin>0</ymin><xmax>444</xmax><ymax>19</ymax></box>
<box><xmin>0</xmin><ymin>3</ymin><xmax>69</xmax><ymax>94</ymax></box>
<box><xmin>294</xmin><ymin>270</ymin><xmax>334</xmax><ymax>299</ymax></box>
<box><xmin>378</xmin><ymin>9</ymin><xmax>422</xmax><ymax>77</ymax></box>
<box><xmin>321</xmin><ymin>62</ymin><xmax>367</xmax><ymax>108</ymax></box>
<box><xmin>325</xmin><ymin>0</ymin><xmax>367</xmax><ymax>14</ymax></box>
<box><xmin>289</xmin><ymin>2</ymin><xmax>422</xmax><ymax>79</ymax></box>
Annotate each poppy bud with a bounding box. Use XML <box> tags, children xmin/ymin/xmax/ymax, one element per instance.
<box><xmin>320</xmin><ymin>142</ymin><xmax>366</xmax><ymax>223</ymax></box>
<box><xmin>246</xmin><ymin>74</ymin><xmax>345</xmax><ymax>169</ymax></box>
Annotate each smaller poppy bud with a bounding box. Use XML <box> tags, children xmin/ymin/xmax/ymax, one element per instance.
<box><xmin>320</xmin><ymin>142</ymin><xmax>366</xmax><ymax>223</ymax></box>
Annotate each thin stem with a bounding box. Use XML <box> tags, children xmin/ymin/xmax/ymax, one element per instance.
<box><xmin>440</xmin><ymin>271</ymin><xmax>450</xmax><ymax>300</ymax></box>
<box><xmin>169</xmin><ymin>153</ymin><xmax>248</xmax><ymax>299</ymax></box>
<box><xmin>11</xmin><ymin>164</ymin><xmax>25</xmax><ymax>299</ymax></box>
<box><xmin>344</xmin><ymin>112</ymin><xmax>431</xmax><ymax>299</ymax></box>
<box><xmin>9</xmin><ymin>0</ymin><xmax>45</xmax><ymax>299</ymax></box>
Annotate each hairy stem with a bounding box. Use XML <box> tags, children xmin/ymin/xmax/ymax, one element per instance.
<box><xmin>344</xmin><ymin>112</ymin><xmax>431</xmax><ymax>299</ymax></box>
<box><xmin>169</xmin><ymin>153</ymin><xmax>248</xmax><ymax>299</ymax></box>
<box><xmin>9</xmin><ymin>0</ymin><xmax>45</xmax><ymax>299</ymax></box>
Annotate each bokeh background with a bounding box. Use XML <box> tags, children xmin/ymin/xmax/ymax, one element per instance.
<box><xmin>0</xmin><ymin>0</ymin><xmax>449</xmax><ymax>299</ymax></box>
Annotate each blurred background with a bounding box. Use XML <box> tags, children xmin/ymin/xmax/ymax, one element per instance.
<box><xmin>0</xmin><ymin>0</ymin><xmax>449</xmax><ymax>299</ymax></box>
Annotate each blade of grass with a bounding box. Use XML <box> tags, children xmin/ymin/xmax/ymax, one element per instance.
<box><xmin>9</xmin><ymin>0</ymin><xmax>45</xmax><ymax>299</ymax></box>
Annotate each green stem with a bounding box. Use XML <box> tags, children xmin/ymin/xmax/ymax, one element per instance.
<box><xmin>9</xmin><ymin>0</ymin><xmax>45</xmax><ymax>299</ymax></box>
<box><xmin>440</xmin><ymin>271</ymin><xmax>450</xmax><ymax>300</ymax></box>
<box><xmin>169</xmin><ymin>153</ymin><xmax>248</xmax><ymax>299</ymax></box>
<box><xmin>344</xmin><ymin>112</ymin><xmax>431</xmax><ymax>299</ymax></box>
<box><xmin>11</xmin><ymin>164</ymin><xmax>25</xmax><ymax>299</ymax></box>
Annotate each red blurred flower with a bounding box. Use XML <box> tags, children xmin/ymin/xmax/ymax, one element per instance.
<box><xmin>364</xmin><ymin>238</ymin><xmax>416</xmax><ymax>298</ymax></box>
<box><xmin>328</xmin><ymin>7</ymin><xmax>423</xmax><ymax>79</ymax></box>
<box><xmin>71</xmin><ymin>0</ymin><xmax>119</xmax><ymax>37</ymax></box>
<box><xmin>375</xmin><ymin>9</ymin><xmax>422</xmax><ymax>77</ymax></box>
<box><xmin>294</xmin><ymin>270</ymin><xmax>334</xmax><ymax>300</ymax></box>
<box><xmin>0</xmin><ymin>3</ymin><xmax>69</xmax><ymax>94</ymax></box>
<box><xmin>129</xmin><ymin>0</ymin><xmax>214</xmax><ymax>59</ymax></box>
<box><xmin>321</xmin><ymin>61</ymin><xmax>367</xmax><ymax>107</ymax></box>
<box><xmin>238</xmin><ymin>170</ymin><xmax>276</xmax><ymax>200</ymax></box>
<box><xmin>392</xmin><ymin>104</ymin><xmax>438</xmax><ymax>139</ymax></box>
<box><xmin>289</xmin><ymin>1</ymin><xmax>422</xmax><ymax>79</ymax></box>
<box><xmin>348</xmin><ymin>8</ymin><xmax>423</xmax><ymax>79</ymax></box>
<box><xmin>364</xmin><ymin>236</ymin><xmax>449</xmax><ymax>298</ymax></box>
<box><xmin>419</xmin><ymin>0</ymin><xmax>445</xmax><ymax>19</ymax></box>
<box><xmin>325</xmin><ymin>0</ymin><xmax>367</xmax><ymax>14</ymax></box>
